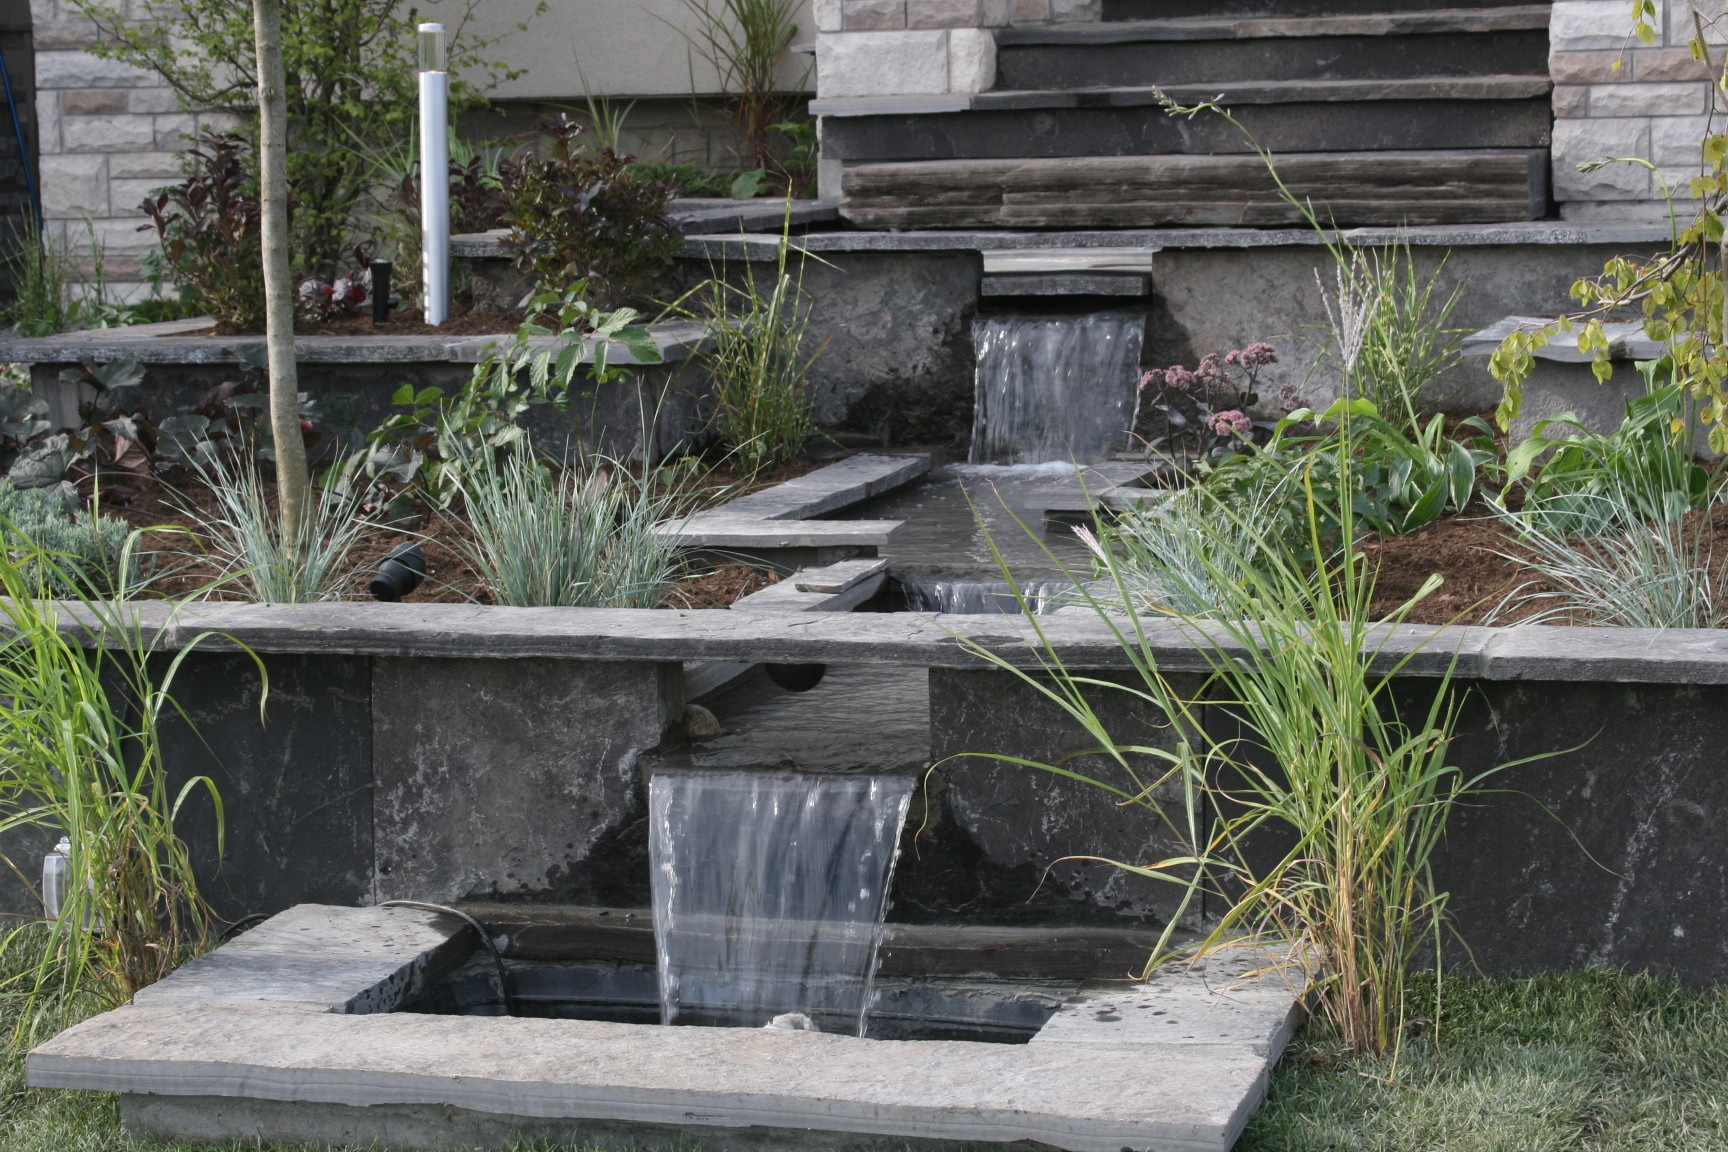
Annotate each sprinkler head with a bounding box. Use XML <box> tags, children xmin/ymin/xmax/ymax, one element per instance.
<box><xmin>765</xmin><ymin>662</ymin><xmax>826</xmax><ymax>692</ymax></box>
<box><xmin>369</xmin><ymin>543</ymin><xmax>427</xmax><ymax>602</ymax></box>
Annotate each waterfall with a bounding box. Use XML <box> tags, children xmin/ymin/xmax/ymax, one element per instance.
<box><xmin>901</xmin><ymin>578</ymin><xmax>1076</xmax><ymax>615</ymax></box>
<box><xmin>969</xmin><ymin>314</ymin><xmax>1145</xmax><ymax>465</ymax></box>
<box><xmin>648</xmin><ymin>770</ymin><xmax>914</xmax><ymax>1036</ymax></box>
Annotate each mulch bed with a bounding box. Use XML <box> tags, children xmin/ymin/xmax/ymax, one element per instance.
<box><xmin>101</xmin><ymin>454</ymin><xmax>816</xmax><ymax>608</ymax></box>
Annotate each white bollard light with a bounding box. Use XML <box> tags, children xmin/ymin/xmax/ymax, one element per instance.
<box><xmin>418</xmin><ymin>23</ymin><xmax>450</xmax><ymax>327</ymax></box>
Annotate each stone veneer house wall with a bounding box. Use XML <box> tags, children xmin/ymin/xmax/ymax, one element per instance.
<box><xmin>13</xmin><ymin>0</ymin><xmax>1717</xmax><ymax>298</ymax></box>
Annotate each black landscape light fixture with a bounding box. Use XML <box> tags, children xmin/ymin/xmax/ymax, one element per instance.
<box><xmin>369</xmin><ymin>543</ymin><xmax>427</xmax><ymax>601</ymax></box>
<box><xmin>371</xmin><ymin>260</ymin><xmax>392</xmax><ymax>325</ymax></box>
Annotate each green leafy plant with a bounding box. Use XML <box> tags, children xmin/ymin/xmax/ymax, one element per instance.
<box><xmin>0</xmin><ymin>535</ymin><xmax>258</xmax><ymax>1038</ymax></box>
<box><xmin>74</xmin><ymin>0</ymin><xmax>540</xmax><ymax>281</ymax></box>
<box><xmin>961</xmin><ymin>457</ymin><xmax>1526</xmax><ymax>1058</ymax></box>
<box><xmin>501</xmin><ymin>114</ymin><xmax>682</xmax><ymax>309</ymax></box>
<box><xmin>453</xmin><ymin>441</ymin><xmax>687</xmax><ymax>608</ymax></box>
<box><xmin>367</xmin><ymin>284</ymin><xmax>662</xmax><ymax>506</ymax></box>
<box><xmin>2</xmin><ymin>216</ymin><xmax>81</xmax><ymax>338</ymax></box>
<box><xmin>670</xmin><ymin>0</ymin><xmax>809</xmax><ymax>177</ymax></box>
<box><xmin>1204</xmin><ymin>398</ymin><xmax>1494</xmax><ymax>559</ymax></box>
<box><xmin>693</xmin><ymin>221</ymin><xmax>821</xmax><ymax>473</ymax></box>
<box><xmin>1500</xmin><ymin>358</ymin><xmax>1709</xmax><ymax>536</ymax></box>
<box><xmin>180</xmin><ymin>449</ymin><xmax>373</xmax><ymax>602</ymax></box>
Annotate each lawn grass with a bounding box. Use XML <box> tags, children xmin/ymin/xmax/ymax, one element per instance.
<box><xmin>2</xmin><ymin>970</ymin><xmax>1725</xmax><ymax>1151</ymax></box>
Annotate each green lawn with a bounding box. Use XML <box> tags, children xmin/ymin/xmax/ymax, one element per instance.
<box><xmin>3</xmin><ymin>971</ymin><xmax>1727</xmax><ymax>1151</ymax></box>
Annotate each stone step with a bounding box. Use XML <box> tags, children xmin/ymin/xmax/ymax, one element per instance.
<box><xmin>997</xmin><ymin>13</ymin><xmax>1548</xmax><ymax>89</ymax></box>
<box><xmin>817</xmin><ymin>77</ymin><xmax>1552</xmax><ymax>164</ymax></box>
<box><xmin>1105</xmin><ymin>0</ymin><xmax>1545</xmax><ymax>19</ymax></box>
<box><xmin>841</xmin><ymin>150</ymin><xmax>1549</xmax><ymax>229</ymax></box>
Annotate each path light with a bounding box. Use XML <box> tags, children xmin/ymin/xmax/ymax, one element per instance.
<box><xmin>41</xmin><ymin>836</ymin><xmax>69</xmax><ymax>921</ymax></box>
<box><xmin>370</xmin><ymin>543</ymin><xmax>427</xmax><ymax>602</ymax></box>
<box><xmin>418</xmin><ymin>23</ymin><xmax>450</xmax><ymax>327</ymax></box>
<box><xmin>370</xmin><ymin>259</ymin><xmax>392</xmax><ymax>326</ymax></box>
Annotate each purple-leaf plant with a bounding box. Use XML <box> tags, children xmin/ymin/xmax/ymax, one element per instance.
<box><xmin>1128</xmin><ymin>342</ymin><xmax>1296</xmax><ymax>464</ymax></box>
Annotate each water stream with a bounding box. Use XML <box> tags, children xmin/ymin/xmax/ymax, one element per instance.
<box><xmin>969</xmin><ymin>314</ymin><xmax>1145</xmax><ymax>465</ymax></box>
<box><xmin>648</xmin><ymin>771</ymin><xmax>915</xmax><ymax>1035</ymax></box>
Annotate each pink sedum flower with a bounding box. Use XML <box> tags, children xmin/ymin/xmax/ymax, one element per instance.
<box><xmin>1164</xmin><ymin>365</ymin><xmax>1196</xmax><ymax>391</ymax></box>
<box><xmin>1209</xmin><ymin>409</ymin><xmax>1252</xmax><ymax>439</ymax></box>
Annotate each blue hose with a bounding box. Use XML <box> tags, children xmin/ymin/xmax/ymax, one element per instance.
<box><xmin>0</xmin><ymin>41</ymin><xmax>39</xmax><ymax>223</ymax></box>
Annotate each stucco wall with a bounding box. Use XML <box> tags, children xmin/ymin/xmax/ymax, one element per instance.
<box><xmin>428</xmin><ymin>0</ymin><xmax>814</xmax><ymax>101</ymax></box>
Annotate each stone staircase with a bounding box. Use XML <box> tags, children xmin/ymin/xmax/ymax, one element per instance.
<box><xmin>817</xmin><ymin>1</ymin><xmax>1553</xmax><ymax>229</ymax></box>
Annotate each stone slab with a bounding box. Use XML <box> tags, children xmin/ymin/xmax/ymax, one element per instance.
<box><xmin>713</xmin><ymin>453</ymin><xmax>933</xmax><ymax>520</ymax></box>
<box><xmin>794</xmin><ymin>556</ymin><xmax>892</xmax><ymax>594</ymax></box>
<box><xmin>730</xmin><ymin>571</ymin><xmax>887</xmax><ymax>612</ymax></box>
<box><xmin>52</xmin><ymin>600</ymin><xmax>1728</xmax><ymax>684</ymax></box>
<box><xmin>133</xmin><ymin>905</ymin><xmax>470</xmax><ymax>1014</ymax></box>
<box><xmin>683</xmin><ymin>221</ymin><xmax>1673</xmax><ymax>262</ymax></box>
<box><xmin>655</xmin><ymin>518</ymin><xmax>906</xmax><ymax>548</ymax></box>
<box><xmin>1034</xmin><ymin>946</ymin><xmax>1301</xmax><ymax>1057</ymax></box>
<box><xmin>450</xmin><ymin>200</ymin><xmax>837</xmax><ymax>259</ymax></box>
<box><xmin>995</xmin><ymin>6</ymin><xmax>1552</xmax><ymax>43</ymax></box>
<box><xmin>1461</xmin><ymin>315</ymin><xmax>1662</xmax><ymax>362</ymax></box>
<box><xmin>371</xmin><ymin>658</ymin><xmax>674</xmax><ymax>904</ymax></box>
<box><xmin>982</xmin><ymin>248</ymin><xmax>1157</xmax><ymax>274</ymax></box>
<box><xmin>0</xmin><ymin>321</ymin><xmax>707</xmax><ymax>368</ymax></box>
<box><xmin>31</xmin><ymin>1003</ymin><xmax>1273</xmax><ymax>1152</ymax></box>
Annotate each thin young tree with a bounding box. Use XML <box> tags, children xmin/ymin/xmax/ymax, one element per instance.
<box><xmin>251</xmin><ymin>0</ymin><xmax>308</xmax><ymax>556</ymax></box>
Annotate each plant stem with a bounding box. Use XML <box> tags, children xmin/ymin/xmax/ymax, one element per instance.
<box><xmin>251</xmin><ymin>0</ymin><xmax>308</xmax><ymax>563</ymax></box>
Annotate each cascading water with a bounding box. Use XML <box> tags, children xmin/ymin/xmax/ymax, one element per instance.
<box><xmin>901</xmin><ymin>578</ymin><xmax>1077</xmax><ymax>615</ymax></box>
<box><xmin>648</xmin><ymin>770</ymin><xmax>914</xmax><ymax>1036</ymax></box>
<box><xmin>969</xmin><ymin>314</ymin><xmax>1145</xmax><ymax>465</ymax></box>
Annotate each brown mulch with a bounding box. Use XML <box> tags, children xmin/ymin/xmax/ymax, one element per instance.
<box><xmin>1361</xmin><ymin>509</ymin><xmax>1536</xmax><ymax>626</ymax></box>
<box><xmin>102</xmin><ymin>457</ymin><xmax>816</xmax><ymax>609</ymax></box>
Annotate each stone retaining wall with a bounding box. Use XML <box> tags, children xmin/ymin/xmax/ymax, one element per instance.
<box><xmin>16</xmin><ymin>600</ymin><xmax>1728</xmax><ymax>982</ymax></box>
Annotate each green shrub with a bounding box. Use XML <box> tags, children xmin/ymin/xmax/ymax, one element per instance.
<box><xmin>501</xmin><ymin>115</ymin><xmax>681</xmax><ymax>309</ymax></box>
<box><xmin>0</xmin><ymin>482</ymin><xmax>132</xmax><ymax>598</ymax></box>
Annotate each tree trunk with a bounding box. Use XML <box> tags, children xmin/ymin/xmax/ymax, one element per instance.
<box><xmin>252</xmin><ymin>0</ymin><xmax>309</xmax><ymax>560</ymax></box>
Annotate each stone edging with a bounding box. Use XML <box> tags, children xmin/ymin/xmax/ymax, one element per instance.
<box><xmin>36</xmin><ymin>599</ymin><xmax>1728</xmax><ymax>685</ymax></box>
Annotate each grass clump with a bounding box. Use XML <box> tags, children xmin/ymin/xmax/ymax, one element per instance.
<box><xmin>697</xmin><ymin>225</ymin><xmax>820</xmax><ymax>476</ymax></box>
<box><xmin>181</xmin><ymin>451</ymin><xmax>371</xmax><ymax>603</ymax></box>
<box><xmin>454</xmin><ymin>444</ymin><xmax>686</xmax><ymax>609</ymax></box>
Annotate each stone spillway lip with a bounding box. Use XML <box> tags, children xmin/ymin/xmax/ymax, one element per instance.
<box><xmin>28</xmin><ymin>905</ymin><xmax>1303</xmax><ymax>1152</ymax></box>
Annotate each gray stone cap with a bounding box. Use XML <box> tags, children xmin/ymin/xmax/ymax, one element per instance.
<box><xmin>132</xmin><ymin>904</ymin><xmax>471</xmax><ymax>1015</ymax></box>
<box><xmin>685</xmin><ymin>220</ymin><xmax>1674</xmax><ymax>261</ymax></box>
<box><xmin>28</xmin><ymin>1001</ymin><xmax>1272</xmax><ymax>1152</ymax></box>
<box><xmin>811</xmin><ymin>76</ymin><xmax>1551</xmax><ymax>118</ymax></box>
<box><xmin>451</xmin><ymin>198</ymin><xmax>837</xmax><ymax>260</ymax></box>
<box><xmin>1463</xmin><ymin>315</ymin><xmax>1665</xmax><ymax>362</ymax></box>
<box><xmin>33</xmin><ymin>598</ymin><xmax>1728</xmax><ymax>684</ymax></box>
<box><xmin>0</xmin><ymin>318</ymin><xmax>710</xmax><ymax>368</ymax></box>
<box><xmin>994</xmin><ymin>5</ymin><xmax>1551</xmax><ymax>44</ymax></box>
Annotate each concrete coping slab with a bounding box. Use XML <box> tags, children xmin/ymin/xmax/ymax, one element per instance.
<box><xmin>28</xmin><ymin>907</ymin><xmax>1302</xmax><ymax>1152</ymax></box>
<box><xmin>684</xmin><ymin>221</ymin><xmax>1674</xmax><ymax>262</ymax></box>
<box><xmin>450</xmin><ymin>199</ymin><xmax>837</xmax><ymax>260</ymax></box>
<box><xmin>0</xmin><ymin>319</ymin><xmax>710</xmax><ymax>368</ymax></box>
<box><xmin>132</xmin><ymin>904</ymin><xmax>472</xmax><ymax>1015</ymax></box>
<box><xmin>1462</xmin><ymin>315</ymin><xmax>1664</xmax><ymax>362</ymax></box>
<box><xmin>36</xmin><ymin>597</ymin><xmax>1728</xmax><ymax>685</ymax></box>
